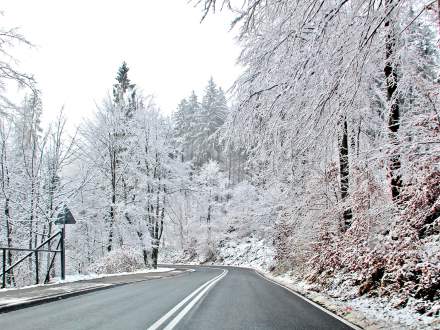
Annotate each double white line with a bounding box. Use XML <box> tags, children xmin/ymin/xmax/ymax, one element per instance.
<box><xmin>147</xmin><ymin>268</ymin><xmax>228</xmax><ymax>330</ymax></box>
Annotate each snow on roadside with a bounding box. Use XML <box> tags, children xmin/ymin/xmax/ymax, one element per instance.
<box><xmin>0</xmin><ymin>297</ymin><xmax>31</xmax><ymax>305</ymax></box>
<box><xmin>55</xmin><ymin>267</ymin><xmax>175</xmax><ymax>283</ymax></box>
<box><xmin>213</xmin><ymin>236</ymin><xmax>438</xmax><ymax>329</ymax></box>
<box><xmin>164</xmin><ymin>232</ymin><xmax>438</xmax><ymax>329</ymax></box>
<box><xmin>258</xmin><ymin>271</ymin><xmax>439</xmax><ymax>330</ymax></box>
<box><xmin>0</xmin><ymin>267</ymin><xmax>175</xmax><ymax>291</ymax></box>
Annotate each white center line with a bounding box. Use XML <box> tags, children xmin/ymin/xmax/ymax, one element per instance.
<box><xmin>147</xmin><ymin>268</ymin><xmax>227</xmax><ymax>330</ymax></box>
<box><xmin>163</xmin><ymin>269</ymin><xmax>227</xmax><ymax>330</ymax></box>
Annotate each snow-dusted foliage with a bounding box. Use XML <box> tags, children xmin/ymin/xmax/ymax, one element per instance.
<box><xmin>161</xmin><ymin>159</ymin><xmax>277</xmax><ymax>271</ymax></box>
<box><xmin>174</xmin><ymin>78</ymin><xmax>229</xmax><ymax>168</ymax></box>
<box><xmin>73</xmin><ymin>63</ymin><xmax>185</xmax><ymax>271</ymax></box>
<box><xmin>1</xmin><ymin>2</ymin><xmax>439</xmax><ymax>326</ymax></box>
<box><xmin>88</xmin><ymin>248</ymin><xmax>145</xmax><ymax>274</ymax></box>
<box><xmin>0</xmin><ymin>60</ymin><xmax>186</xmax><ymax>287</ymax></box>
<box><xmin>196</xmin><ymin>0</ymin><xmax>440</xmax><ymax>318</ymax></box>
<box><xmin>0</xmin><ymin>97</ymin><xmax>78</xmax><ymax>287</ymax></box>
<box><xmin>0</xmin><ymin>19</ymin><xmax>35</xmax><ymax>112</ymax></box>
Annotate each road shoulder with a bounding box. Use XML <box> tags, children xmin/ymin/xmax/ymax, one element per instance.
<box><xmin>251</xmin><ymin>268</ymin><xmax>363</xmax><ymax>330</ymax></box>
<box><xmin>0</xmin><ymin>267</ymin><xmax>189</xmax><ymax>314</ymax></box>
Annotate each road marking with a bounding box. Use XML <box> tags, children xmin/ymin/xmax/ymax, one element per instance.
<box><xmin>163</xmin><ymin>269</ymin><xmax>227</xmax><ymax>330</ymax></box>
<box><xmin>253</xmin><ymin>270</ymin><xmax>362</xmax><ymax>330</ymax></box>
<box><xmin>147</xmin><ymin>268</ymin><xmax>227</xmax><ymax>330</ymax></box>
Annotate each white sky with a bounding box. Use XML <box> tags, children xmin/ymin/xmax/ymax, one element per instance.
<box><xmin>2</xmin><ymin>0</ymin><xmax>241</xmax><ymax>127</ymax></box>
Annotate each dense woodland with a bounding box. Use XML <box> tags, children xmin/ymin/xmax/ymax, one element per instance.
<box><xmin>1</xmin><ymin>0</ymin><xmax>439</xmax><ymax>319</ymax></box>
<box><xmin>196</xmin><ymin>0</ymin><xmax>440</xmax><ymax>316</ymax></box>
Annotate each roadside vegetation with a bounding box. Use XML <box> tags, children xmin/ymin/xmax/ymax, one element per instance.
<box><xmin>0</xmin><ymin>1</ymin><xmax>439</xmax><ymax>327</ymax></box>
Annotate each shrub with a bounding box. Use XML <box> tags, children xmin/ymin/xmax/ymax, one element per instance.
<box><xmin>88</xmin><ymin>248</ymin><xmax>147</xmax><ymax>274</ymax></box>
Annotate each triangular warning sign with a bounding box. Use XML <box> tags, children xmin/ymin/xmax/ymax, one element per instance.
<box><xmin>55</xmin><ymin>206</ymin><xmax>76</xmax><ymax>225</ymax></box>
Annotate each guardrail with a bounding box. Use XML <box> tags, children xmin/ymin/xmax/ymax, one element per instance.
<box><xmin>1</xmin><ymin>228</ymin><xmax>65</xmax><ymax>288</ymax></box>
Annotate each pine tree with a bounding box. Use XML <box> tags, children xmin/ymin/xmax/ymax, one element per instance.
<box><xmin>113</xmin><ymin>62</ymin><xmax>135</xmax><ymax>102</ymax></box>
<box><xmin>174</xmin><ymin>98</ymin><xmax>189</xmax><ymax>139</ymax></box>
<box><xmin>113</xmin><ymin>62</ymin><xmax>136</xmax><ymax>118</ymax></box>
<box><xmin>194</xmin><ymin>78</ymin><xmax>227</xmax><ymax>165</ymax></box>
<box><xmin>173</xmin><ymin>79</ymin><xmax>228</xmax><ymax>167</ymax></box>
<box><xmin>174</xmin><ymin>91</ymin><xmax>201</xmax><ymax>162</ymax></box>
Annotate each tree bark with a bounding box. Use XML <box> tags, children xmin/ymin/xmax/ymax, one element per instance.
<box><xmin>5</xmin><ymin>197</ymin><xmax>15</xmax><ymax>286</ymax></box>
<box><xmin>1</xmin><ymin>142</ymin><xmax>15</xmax><ymax>286</ymax></box>
<box><xmin>151</xmin><ymin>245</ymin><xmax>158</xmax><ymax>269</ymax></box>
<box><xmin>107</xmin><ymin>147</ymin><xmax>117</xmax><ymax>252</ymax></box>
<box><xmin>384</xmin><ymin>0</ymin><xmax>402</xmax><ymax>201</ymax></box>
<box><xmin>339</xmin><ymin>117</ymin><xmax>352</xmax><ymax>230</ymax></box>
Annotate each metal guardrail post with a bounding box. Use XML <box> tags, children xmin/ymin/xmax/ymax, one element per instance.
<box><xmin>35</xmin><ymin>251</ymin><xmax>39</xmax><ymax>285</ymax></box>
<box><xmin>1</xmin><ymin>228</ymin><xmax>69</xmax><ymax>288</ymax></box>
<box><xmin>44</xmin><ymin>238</ymin><xmax>61</xmax><ymax>284</ymax></box>
<box><xmin>60</xmin><ymin>227</ymin><xmax>65</xmax><ymax>280</ymax></box>
<box><xmin>2</xmin><ymin>249</ymin><xmax>5</xmax><ymax>288</ymax></box>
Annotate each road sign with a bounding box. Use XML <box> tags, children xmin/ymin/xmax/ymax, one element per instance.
<box><xmin>55</xmin><ymin>206</ymin><xmax>76</xmax><ymax>225</ymax></box>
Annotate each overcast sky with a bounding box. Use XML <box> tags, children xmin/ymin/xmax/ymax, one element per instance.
<box><xmin>2</xmin><ymin>0</ymin><xmax>241</xmax><ymax>127</ymax></box>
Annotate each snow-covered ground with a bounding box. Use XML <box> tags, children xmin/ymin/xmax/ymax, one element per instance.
<box><xmin>262</xmin><ymin>271</ymin><xmax>439</xmax><ymax>330</ymax></box>
<box><xmin>56</xmin><ymin>267</ymin><xmax>175</xmax><ymax>283</ymax></box>
<box><xmin>0</xmin><ymin>267</ymin><xmax>175</xmax><ymax>292</ymax></box>
<box><xmin>166</xmin><ymin>235</ymin><xmax>439</xmax><ymax>330</ymax></box>
<box><xmin>214</xmin><ymin>236</ymin><xmax>276</xmax><ymax>271</ymax></box>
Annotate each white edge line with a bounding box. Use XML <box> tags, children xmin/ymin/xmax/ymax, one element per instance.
<box><xmin>158</xmin><ymin>265</ymin><xmax>360</xmax><ymax>329</ymax></box>
<box><xmin>163</xmin><ymin>269</ymin><xmax>227</xmax><ymax>330</ymax></box>
<box><xmin>253</xmin><ymin>270</ymin><xmax>362</xmax><ymax>330</ymax></box>
<box><xmin>147</xmin><ymin>268</ymin><xmax>226</xmax><ymax>330</ymax></box>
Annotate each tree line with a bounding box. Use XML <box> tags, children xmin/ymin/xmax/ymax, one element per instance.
<box><xmin>197</xmin><ymin>0</ymin><xmax>440</xmax><ymax>314</ymax></box>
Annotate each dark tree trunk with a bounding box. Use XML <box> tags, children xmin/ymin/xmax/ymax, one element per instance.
<box><xmin>108</xmin><ymin>149</ymin><xmax>117</xmax><ymax>252</ymax></box>
<box><xmin>2</xmin><ymin>144</ymin><xmax>15</xmax><ymax>286</ymax></box>
<box><xmin>5</xmin><ymin>198</ymin><xmax>15</xmax><ymax>286</ymax></box>
<box><xmin>339</xmin><ymin>118</ymin><xmax>352</xmax><ymax>230</ymax></box>
<box><xmin>151</xmin><ymin>247</ymin><xmax>158</xmax><ymax>269</ymax></box>
<box><xmin>125</xmin><ymin>211</ymin><xmax>149</xmax><ymax>267</ymax></box>
<box><xmin>142</xmin><ymin>249</ymin><xmax>149</xmax><ymax>266</ymax></box>
<box><xmin>384</xmin><ymin>0</ymin><xmax>402</xmax><ymax>202</ymax></box>
<box><xmin>107</xmin><ymin>203</ymin><xmax>115</xmax><ymax>252</ymax></box>
<box><xmin>207</xmin><ymin>203</ymin><xmax>212</xmax><ymax>241</ymax></box>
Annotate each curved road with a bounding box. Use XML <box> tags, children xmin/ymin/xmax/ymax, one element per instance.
<box><xmin>0</xmin><ymin>266</ymin><xmax>355</xmax><ymax>330</ymax></box>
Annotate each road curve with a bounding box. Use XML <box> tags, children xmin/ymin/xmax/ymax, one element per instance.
<box><xmin>0</xmin><ymin>266</ymin><xmax>355</xmax><ymax>330</ymax></box>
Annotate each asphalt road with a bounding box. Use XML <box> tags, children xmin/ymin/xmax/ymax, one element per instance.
<box><xmin>0</xmin><ymin>266</ymin><xmax>355</xmax><ymax>330</ymax></box>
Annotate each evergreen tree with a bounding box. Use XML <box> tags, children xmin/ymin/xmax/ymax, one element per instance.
<box><xmin>113</xmin><ymin>62</ymin><xmax>135</xmax><ymax>102</ymax></box>
<box><xmin>174</xmin><ymin>91</ymin><xmax>201</xmax><ymax>162</ymax></box>
<box><xmin>173</xmin><ymin>79</ymin><xmax>228</xmax><ymax>167</ymax></box>
<box><xmin>195</xmin><ymin>78</ymin><xmax>227</xmax><ymax>165</ymax></box>
<box><xmin>113</xmin><ymin>61</ymin><xmax>136</xmax><ymax>118</ymax></box>
<box><xmin>174</xmin><ymin>98</ymin><xmax>189</xmax><ymax>139</ymax></box>
<box><xmin>187</xmin><ymin>90</ymin><xmax>201</xmax><ymax>137</ymax></box>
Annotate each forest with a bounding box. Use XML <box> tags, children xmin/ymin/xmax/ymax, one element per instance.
<box><xmin>0</xmin><ymin>0</ymin><xmax>439</xmax><ymax>326</ymax></box>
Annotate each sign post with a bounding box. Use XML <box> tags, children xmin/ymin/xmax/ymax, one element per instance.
<box><xmin>55</xmin><ymin>205</ymin><xmax>76</xmax><ymax>280</ymax></box>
